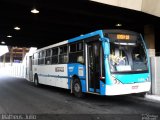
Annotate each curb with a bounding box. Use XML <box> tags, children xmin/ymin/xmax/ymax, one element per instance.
<box><xmin>145</xmin><ymin>94</ymin><xmax>160</xmax><ymax>103</ymax></box>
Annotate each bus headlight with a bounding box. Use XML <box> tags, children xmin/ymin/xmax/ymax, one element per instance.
<box><xmin>110</xmin><ymin>76</ymin><xmax>122</xmax><ymax>85</ymax></box>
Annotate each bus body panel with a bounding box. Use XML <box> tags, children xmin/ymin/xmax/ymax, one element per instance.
<box><xmin>105</xmin><ymin>82</ymin><xmax>151</xmax><ymax>95</ymax></box>
<box><xmin>113</xmin><ymin>73</ymin><xmax>149</xmax><ymax>84</ymax></box>
<box><xmin>33</xmin><ymin>64</ymin><xmax>68</xmax><ymax>89</ymax></box>
<box><xmin>67</xmin><ymin>63</ymin><xmax>86</xmax><ymax>92</ymax></box>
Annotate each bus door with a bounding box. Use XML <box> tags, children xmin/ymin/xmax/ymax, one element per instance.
<box><xmin>28</xmin><ymin>56</ymin><xmax>33</xmax><ymax>81</ymax></box>
<box><xmin>86</xmin><ymin>40</ymin><xmax>101</xmax><ymax>93</ymax></box>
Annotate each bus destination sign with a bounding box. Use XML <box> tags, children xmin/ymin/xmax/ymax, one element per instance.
<box><xmin>117</xmin><ymin>34</ymin><xmax>130</xmax><ymax>40</ymax></box>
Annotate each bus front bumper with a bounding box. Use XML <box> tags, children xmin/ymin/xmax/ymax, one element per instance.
<box><xmin>105</xmin><ymin>82</ymin><xmax>151</xmax><ymax>96</ymax></box>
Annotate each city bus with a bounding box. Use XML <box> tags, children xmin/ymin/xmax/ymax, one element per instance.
<box><xmin>26</xmin><ymin>29</ymin><xmax>151</xmax><ymax>97</ymax></box>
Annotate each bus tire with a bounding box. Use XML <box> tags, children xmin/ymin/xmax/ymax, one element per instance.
<box><xmin>34</xmin><ymin>74</ymin><xmax>39</xmax><ymax>87</ymax></box>
<box><xmin>72</xmin><ymin>78</ymin><xmax>84</xmax><ymax>98</ymax></box>
<box><xmin>138</xmin><ymin>92</ymin><xmax>147</xmax><ymax>97</ymax></box>
<box><xmin>134</xmin><ymin>92</ymin><xmax>146</xmax><ymax>97</ymax></box>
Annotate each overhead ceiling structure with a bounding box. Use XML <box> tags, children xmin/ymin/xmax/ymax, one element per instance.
<box><xmin>0</xmin><ymin>0</ymin><xmax>160</xmax><ymax>48</ymax></box>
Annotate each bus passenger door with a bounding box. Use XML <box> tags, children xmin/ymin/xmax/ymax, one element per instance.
<box><xmin>86</xmin><ymin>41</ymin><xmax>101</xmax><ymax>93</ymax></box>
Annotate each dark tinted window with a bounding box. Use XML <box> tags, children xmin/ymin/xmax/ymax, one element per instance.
<box><xmin>46</xmin><ymin>49</ymin><xmax>51</xmax><ymax>57</ymax></box>
<box><xmin>60</xmin><ymin>46</ymin><xmax>67</xmax><ymax>54</ymax></box>
<box><xmin>69</xmin><ymin>42</ymin><xmax>84</xmax><ymax>64</ymax></box>
<box><xmin>70</xmin><ymin>44</ymin><xmax>76</xmax><ymax>52</ymax></box>
<box><xmin>52</xmin><ymin>48</ymin><xmax>58</xmax><ymax>55</ymax></box>
<box><xmin>77</xmin><ymin>42</ymin><xmax>83</xmax><ymax>51</ymax></box>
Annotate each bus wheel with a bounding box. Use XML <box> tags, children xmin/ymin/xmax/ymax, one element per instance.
<box><xmin>34</xmin><ymin>75</ymin><xmax>39</xmax><ymax>86</ymax></box>
<box><xmin>134</xmin><ymin>92</ymin><xmax>146</xmax><ymax>97</ymax></box>
<box><xmin>72</xmin><ymin>78</ymin><xmax>84</xmax><ymax>98</ymax></box>
<box><xmin>138</xmin><ymin>92</ymin><xmax>147</xmax><ymax>97</ymax></box>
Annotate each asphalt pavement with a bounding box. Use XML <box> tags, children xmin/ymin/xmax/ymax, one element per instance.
<box><xmin>0</xmin><ymin>76</ymin><xmax>159</xmax><ymax>120</ymax></box>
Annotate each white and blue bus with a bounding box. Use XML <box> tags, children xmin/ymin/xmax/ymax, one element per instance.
<box><xmin>26</xmin><ymin>29</ymin><xmax>151</xmax><ymax>97</ymax></box>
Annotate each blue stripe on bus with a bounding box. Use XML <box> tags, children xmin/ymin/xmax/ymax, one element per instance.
<box><xmin>68</xmin><ymin>30</ymin><xmax>104</xmax><ymax>43</ymax></box>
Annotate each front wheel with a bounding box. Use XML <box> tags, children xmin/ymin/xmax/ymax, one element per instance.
<box><xmin>134</xmin><ymin>92</ymin><xmax>147</xmax><ymax>97</ymax></box>
<box><xmin>72</xmin><ymin>78</ymin><xmax>84</xmax><ymax>98</ymax></box>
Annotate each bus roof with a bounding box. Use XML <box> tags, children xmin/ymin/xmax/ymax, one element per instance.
<box><xmin>33</xmin><ymin>29</ymin><xmax>140</xmax><ymax>54</ymax></box>
<box><xmin>68</xmin><ymin>30</ymin><xmax>104</xmax><ymax>43</ymax></box>
<box><xmin>33</xmin><ymin>30</ymin><xmax>104</xmax><ymax>53</ymax></box>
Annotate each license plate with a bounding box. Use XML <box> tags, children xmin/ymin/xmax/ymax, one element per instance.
<box><xmin>132</xmin><ymin>85</ymin><xmax>138</xmax><ymax>89</ymax></box>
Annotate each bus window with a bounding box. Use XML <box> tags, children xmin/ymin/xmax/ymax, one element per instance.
<box><xmin>38</xmin><ymin>51</ymin><xmax>45</xmax><ymax>65</ymax></box>
<box><xmin>46</xmin><ymin>49</ymin><xmax>51</xmax><ymax>57</ymax></box>
<box><xmin>69</xmin><ymin>42</ymin><xmax>84</xmax><ymax>64</ymax></box>
<box><xmin>132</xmin><ymin>43</ymin><xmax>147</xmax><ymax>71</ymax></box>
<box><xmin>109</xmin><ymin>42</ymin><xmax>148</xmax><ymax>72</ymax></box>
<box><xmin>70</xmin><ymin>44</ymin><xmax>76</xmax><ymax>52</ymax></box>
<box><xmin>77</xmin><ymin>42</ymin><xmax>83</xmax><ymax>51</ymax></box>
<box><xmin>33</xmin><ymin>52</ymin><xmax>38</xmax><ymax>65</ymax></box>
<box><xmin>59</xmin><ymin>46</ymin><xmax>68</xmax><ymax>64</ymax></box>
<box><xmin>38</xmin><ymin>52</ymin><xmax>40</xmax><ymax>65</ymax></box>
<box><xmin>51</xmin><ymin>48</ymin><xmax>58</xmax><ymax>64</ymax></box>
<box><xmin>45</xmin><ymin>49</ymin><xmax>51</xmax><ymax>65</ymax></box>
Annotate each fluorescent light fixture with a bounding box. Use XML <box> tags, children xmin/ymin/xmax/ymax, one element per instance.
<box><xmin>1</xmin><ymin>41</ymin><xmax>5</xmax><ymax>44</ymax></box>
<box><xmin>14</xmin><ymin>27</ymin><xmax>20</xmax><ymax>30</ymax></box>
<box><xmin>0</xmin><ymin>45</ymin><xmax>9</xmax><ymax>56</ymax></box>
<box><xmin>31</xmin><ymin>8</ymin><xmax>39</xmax><ymax>14</ymax></box>
<box><xmin>7</xmin><ymin>35</ymin><xmax>12</xmax><ymax>38</ymax></box>
<box><xmin>115</xmin><ymin>23</ymin><xmax>122</xmax><ymax>27</ymax></box>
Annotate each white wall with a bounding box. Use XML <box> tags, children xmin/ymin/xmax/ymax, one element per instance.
<box><xmin>0</xmin><ymin>63</ymin><xmax>26</xmax><ymax>78</ymax></box>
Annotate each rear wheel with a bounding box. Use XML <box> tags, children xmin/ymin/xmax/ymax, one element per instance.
<box><xmin>72</xmin><ymin>78</ymin><xmax>84</xmax><ymax>98</ymax></box>
<box><xmin>34</xmin><ymin>75</ymin><xmax>39</xmax><ymax>86</ymax></box>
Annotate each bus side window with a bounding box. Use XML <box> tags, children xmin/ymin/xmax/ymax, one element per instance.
<box><xmin>38</xmin><ymin>52</ymin><xmax>41</xmax><ymax>65</ymax></box>
<box><xmin>41</xmin><ymin>51</ymin><xmax>45</xmax><ymax>65</ymax></box>
<box><xmin>33</xmin><ymin>53</ymin><xmax>38</xmax><ymax>65</ymax></box>
<box><xmin>45</xmin><ymin>49</ymin><xmax>51</xmax><ymax>65</ymax></box>
<box><xmin>69</xmin><ymin>42</ymin><xmax>84</xmax><ymax>64</ymax></box>
<box><xmin>51</xmin><ymin>47</ymin><xmax>58</xmax><ymax>64</ymax></box>
<box><xmin>59</xmin><ymin>45</ymin><xmax>68</xmax><ymax>64</ymax></box>
<box><xmin>38</xmin><ymin>51</ymin><xmax>45</xmax><ymax>65</ymax></box>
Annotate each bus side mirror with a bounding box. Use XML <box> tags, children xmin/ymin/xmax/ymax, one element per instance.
<box><xmin>100</xmin><ymin>37</ymin><xmax>110</xmax><ymax>56</ymax></box>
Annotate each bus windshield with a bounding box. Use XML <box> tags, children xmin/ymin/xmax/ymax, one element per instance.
<box><xmin>109</xmin><ymin>41</ymin><xmax>148</xmax><ymax>73</ymax></box>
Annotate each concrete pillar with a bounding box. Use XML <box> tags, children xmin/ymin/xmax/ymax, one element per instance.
<box><xmin>144</xmin><ymin>25</ymin><xmax>155</xmax><ymax>57</ymax></box>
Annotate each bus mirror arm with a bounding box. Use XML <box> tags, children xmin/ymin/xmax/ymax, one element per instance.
<box><xmin>100</xmin><ymin>37</ymin><xmax>110</xmax><ymax>56</ymax></box>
